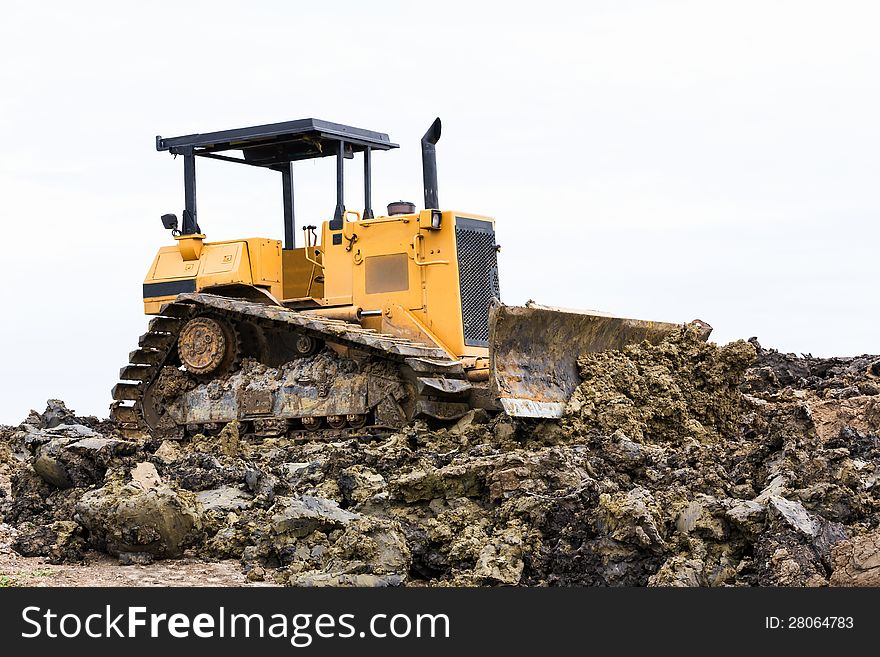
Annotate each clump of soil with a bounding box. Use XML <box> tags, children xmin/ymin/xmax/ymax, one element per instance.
<box><xmin>1</xmin><ymin>331</ymin><xmax>879</xmax><ymax>587</ymax></box>
<box><xmin>564</xmin><ymin>324</ymin><xmax>755</xmax><ymax>443</ymax></box>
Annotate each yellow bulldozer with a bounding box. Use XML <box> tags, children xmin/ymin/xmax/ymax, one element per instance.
<box><xmin>111</xmin><ymin>118</ymin><xmax>705</xmax><ymax>438</ymax></box>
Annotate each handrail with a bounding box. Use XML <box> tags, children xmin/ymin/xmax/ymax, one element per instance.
<box><xmin>412</xmin><ymin>233</ymin><xmax>449</xmax><ymax>266</ymax></box>
<box><xmin>342</xmin><ymin>211</ymin><xmax>360</xmax><ymax>250</ymax></box>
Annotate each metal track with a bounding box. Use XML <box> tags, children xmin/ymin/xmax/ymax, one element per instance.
<box><xmin>111</xmin><ymin>294</ymin><xmax>472</xmax><ymax>438</ymax></box>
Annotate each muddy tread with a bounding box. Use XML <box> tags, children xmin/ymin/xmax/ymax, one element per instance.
<box><xmin>111</xmin><ymin>293</ymin><xmax>470</xmax><ymax>436</ymax></box>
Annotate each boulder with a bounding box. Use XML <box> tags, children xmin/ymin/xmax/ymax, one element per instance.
<box><xmin>392</xmin><ymin>460</ymin><xmax>489</xmax><ymax>502</ymax></box>
<box><xmin>26</xmin><ymin>426</ymin><xmax>138</xmax><ymax>489</ymax></box>
<box><xmin>196</xmin><ymin>486</ymin><xmax>252</xmax><ymax>513</ymax></box>
<box><xmin>271</xmin><ymin>496</ymin><xmax>358</xmax><ymax>538</ymax></box>
<box><xmin>75</xmin><ymin>463</ymin><xmax>204</xmax><ymax>558</ymax></box>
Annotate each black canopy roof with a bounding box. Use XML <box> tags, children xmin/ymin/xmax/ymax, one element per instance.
<box><xmin>156</xmin><ymin>118</ymin><xmax>399</xmax><ymax>170</ymax></box>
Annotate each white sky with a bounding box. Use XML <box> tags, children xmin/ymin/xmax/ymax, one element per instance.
<box><xmin>1</xmin><ymin>0</ymin><xmax>878</xmax><ymax>423</ymax></box>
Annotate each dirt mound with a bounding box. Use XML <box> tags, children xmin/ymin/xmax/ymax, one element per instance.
<box><xmin>744</xmin><ymin>342</ymin><xmax>880</xmax><ymax>398</ymax></box>
<box><xmin>564</xmin><ymin>324</ymin><xmax>755</xmax><ymax>443</ymax></box>
<box><xmin>1</xmin><ymin>331</ymin><xmax>878</xmax><ymax>586</ymax></box>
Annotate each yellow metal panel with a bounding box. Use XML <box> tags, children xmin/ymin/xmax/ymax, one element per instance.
<box><xmin>243</xmin><ymin>238</ymin><xmax>283</xmax><ymax>299</ymax></box>
<box><xmin>410</xmin><ymin>210</ymin><xmax>467</xmax><ymax>356</ymax></box>
<box><xmin>144</xmin><ymin>298</ymin><xmax>174</xmax><ymax>314</ymax></box>
<box><xmin>200</xmin><ymin>243</ymin><xmax>243</xmax><ymax>275</ymax></box>
<box><xmin>343</xmin><ymin>209</ymin><xmax>493</xmax><ymax>359</ymax></box>
<box><xmin>152</xmin><ymin>247</ymin><xmax>197</xmax><ymax>280</ymax></box>
<box><xmin>252</xmin><ymin>239</ymin><xmax>281</xmax><ymax>284</ymax></box>
<box><xmin>195</xmin><ymin>242</ymin><xmax>253</xmax><ymax>289</ymax></box>
<box><xmin>282</xmin><ymin>248</ymin><xmax>325</xmax><ymax>300</ymax></box>
<box><xmin>364</xmin><ymin>253</ymin><xmax>409</xmax><ymax>294</ymax></box>
<box><xmin>143</xmin><ymin>236</ymin><xmax>284</xmax><ymax>314</ymax></box>
<box><xmin>320</xmin><ymin>223</ymin><xmax>353</xmax><ymax>306</ymax></box>
<box><xmin>347</xmin><ymin>216</ymin><xmax>424</xmax><ymax>315</ymax></box>
<box><xmin>379</xmin><ymin>304</ymin><xmax>458</xmax><ymax>357</ymax></box>
<box><xmin>327</xmin><ymin>210</ymin><xmax>471</xmax><ymax>357</ymax></box>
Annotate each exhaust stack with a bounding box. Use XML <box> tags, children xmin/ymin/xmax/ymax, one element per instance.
<box><xmin>421</xmin><ymin>118</ymin><xmax>441</xmax><ymax>209</ymax></box>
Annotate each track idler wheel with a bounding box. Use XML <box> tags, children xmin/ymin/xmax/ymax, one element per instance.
<box><xmin>346</xmin><ymin>414</ymin><xmax>366</xmax><ymax>429</ymax></box>
<box><xmin>302</xmin><ymin>416</ymin><xmax>323</xmax><ymax>432</ymax></box>
<box><xmin>293</xmin><ymin>334</ymin><xmax>322</xmax><ymax>357</ymax></box>
<box><xmin>327</xmin><ymin>415</ymin><xmax>347</xmax><ymax>429</ymax></box>
<box><xmin>178</xmin><ymin>316</ymin><xmax>238</xmax><ymax>376</ymax></box>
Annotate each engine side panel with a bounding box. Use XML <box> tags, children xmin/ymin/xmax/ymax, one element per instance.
<box><xmin>143</xmin><ymin>237</ymin><xmax>283</xmax><ymax>314</ymax></box>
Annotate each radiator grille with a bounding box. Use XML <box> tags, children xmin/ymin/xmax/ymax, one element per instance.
<box><xmin>455</xmin><ymin>217</ymin><xmax>500</xmax><ymax>347</ymax></box>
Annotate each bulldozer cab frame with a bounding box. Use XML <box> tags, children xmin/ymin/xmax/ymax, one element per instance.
<box><xmin>155</xmin><ymin>118</ymin><xmax>400</xmax><ymax>246</ymax></box>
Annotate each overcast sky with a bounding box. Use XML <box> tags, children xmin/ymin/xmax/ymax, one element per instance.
<box><xmin>1</xmin><ymin>1</ymin><xmax>878</xmax><ymax>423</ymax></box>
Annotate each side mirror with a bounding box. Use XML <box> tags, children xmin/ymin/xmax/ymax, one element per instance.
<box><xmin>161</xmin><ymin>213</ymin><xmax>179</xmax><ymax>231</ymax></box>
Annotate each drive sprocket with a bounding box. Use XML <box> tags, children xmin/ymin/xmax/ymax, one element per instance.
<box><xmin>177</xmin><ymin>315</ymin><xmax>239</xmax><ymax>376</ymax></box>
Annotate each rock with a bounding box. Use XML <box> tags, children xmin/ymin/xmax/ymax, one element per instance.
<box><xmin>119</xmin><ymin>551</ymin><xmax>154</xmax><ymax>566</ymax></box>
<box><xmin>0</xmin><ymin>523</ymin><xmax>19</xmax><ymax>550</ymax></box>
<box><xmin>671</xmin><ymin>497</ymin><xmax>727</xmax><ymax>540</ymax></box>
<box><xmin>163</xmin><ymin>452</ymin><xmax>248</xmax><ymax>493</ymax></box>
<box><xmin>450</xmin><ymin>409</ymin><xmax>490</xmax><ymax>435</ymax></box>
<box><xmin>675</xmin><ymin>501</ymin><xmax>703</xmax><ymax>533</ymax></box>
<box><xmin>487</xmin><ymin>464</ymin><xmax>532</xmax><ymax>501</ymax></box>
<box><xmin>215</xmin><ymin>421</ymin><xmax>241</xmax><ymax>456</ymax></box>
<box><xmin>765</xmin><ymin>495</ymin><xmax>848</xmax><ymax>566</ymax></box>
<box><xmin>5</xmin><ymin>329</ymin><xmax>880</xmax><ymax>589</ymax></box>
<box><xmin>33</xmin><ymin>454</ymin><xmax>72</xmax><ymax>489</ymax></box>
<box><xmin>725</xmin><ymin>500</ymin><xmax>766</xmax><ymax>535</ymax></box>
<box><xmin>493</xmin><ymin>418</ymin><xmax>517</xmax><ymax>444</ymax></box>
<box><xmin>12</xmin><ymin>520</ymin><xmax>85</xmax><ymax>563</ymax></box>
<box><xmin>38</xmin><ymin>400</ymin><xmax>78</xmax><ymax>429</ymax></box>
<box><xmin>196</xmin><ymin>486</ymin><xmax>251</xmax><ymax>513</ymax></box>
<box><xmin>648</xmin><ymin>555</ymin><xmax>707</xmax><ymax>587</ymax></box>
<box><xmin>323</xmin><ymin>516</ymin><xmax>411</xmax><ymax>577</ymax></box>
<box><xmin>768</xmin><ymin>496</ymin><xmax>817</xmax><ymax>536</ymax></box>
<box><xmin>596</xmin><ymin>487</ymin><xmax>665</xmax><ymax>550</ymax></box>
<box><xmin>130</xmin><ymin>462</ymin><xmax>161</xmax><ymax>490</ymax></box>
<box><xmin>153</xmin><ymin>441</ymin><xmax>181</xmax><ymax>463</ymax></box>
<box><xmin>473</xmin><ymin>524</ymin><xmax>524</xmax><ymax>585</ymax></box>
<box><xmin>278</xmin><ymin>462</ymin><xmax>314</xmax><ymax>481</ymax></box>
<box><xmin>75</xmin><ymin>471</ymin><xmax>204</xmax><ymax>558</ymax></box>
<box><xmin>246</xmin><ymin>565</ymin><xmax>266</xmax><ymax>582</ymax></box>
<box><xmin>392</xmin><ymin>460</ymin><xmax>489</xmax><ymax>502</ymax></box>
<box><xmin>271</xmin><ymin>496</ymin><xmax>358</xmax><ymax>538</ymax></box>
<box><xmin>27</xmin><ymin>427</ymin><xmax>138</xmax><ymax>489</ymax></box>
<box><xmin>244</xmin><ymin>468</ymin><xmax>279</xmax><ymax>502</ymax></box>
<box><xmin>289</xmin><ymin>572</ymin><xmax>404</xmax><ymax>587</ymax></box>
<box><xmin>609</xmin><ymin>435</ymin><xmax>647</xmax><ymax>467</ymax></box>
<box><xmin>754</xmin><ymin>475</ymin><xmax>787</xmax><ymax>503</ymax></box>
<box><xmin>70</xmin><ymin>436</ymin><xmax>126</xmax><ymax>453</ymax></box>
<box><xmin>829</xmin><ymin>531</ymin><xmax>880</xmax><ymax>586</ymax></box>
<box><xmin>338</xmin><ymin>466</ymin><xmax>386</xmax><ymax>506</ymax></box>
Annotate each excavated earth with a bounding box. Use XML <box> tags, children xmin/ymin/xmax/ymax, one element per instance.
<box><xmin>1</xmin><ymin>327</ymin><xmax>879</xmax><ymax>587</ymax></box>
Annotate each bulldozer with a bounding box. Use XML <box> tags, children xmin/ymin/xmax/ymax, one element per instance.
<box><xmin>111</xmin><ymin>118</ymin><xmax>707</xmax><ymax>439</ymax></box>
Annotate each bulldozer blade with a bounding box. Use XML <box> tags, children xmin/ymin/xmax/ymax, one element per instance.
<box><xmin>489</xmin><ymin>302</ymin><xmax>711</xmax><ymax>419</ymax></box>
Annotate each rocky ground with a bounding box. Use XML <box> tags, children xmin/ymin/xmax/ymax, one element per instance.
<box><xmin>1</xmin><ymin>327</ymin><xmax>879</xmax><ymax>587</ymax></box>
